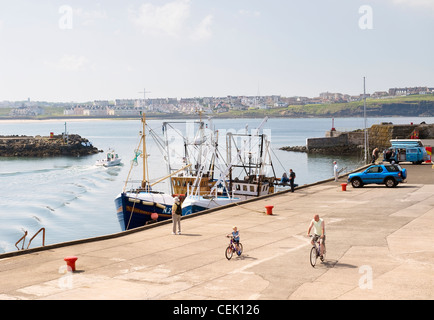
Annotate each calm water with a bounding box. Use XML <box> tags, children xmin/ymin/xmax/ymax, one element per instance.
<box><xmin>1</xmin><ymin>116</ymin><xmax>432</xmax><ymax>253</ymax></box>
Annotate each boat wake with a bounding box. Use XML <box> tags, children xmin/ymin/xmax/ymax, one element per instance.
<box><xmin>0</xmin><ymin>161</ymin><xmax>122</xmax><ymax>253</ymax></box>
<box><xmin>0</xmin><ymin>166</ymin><xmax>70</xmax><ymax>177</ymax></box>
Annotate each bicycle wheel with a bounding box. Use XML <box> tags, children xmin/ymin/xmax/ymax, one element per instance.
<box><xmin>236</xmin><ymin>243</ymin><xmax>243</xmax><ymax>256</ymax></box>
<box><xmin>225</xmin><ymin>246</ymin><xmax>233</xmax><ymax>260</ymax></box>
<box><xmin>310</xmin><ymin>246</ymin><xmax>317</xmax><ymax>267</ymax></box>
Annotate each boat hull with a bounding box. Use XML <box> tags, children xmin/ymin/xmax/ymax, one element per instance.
<box><xmin>181</xmin><ymin>195</ymin><xmax>242</xmax><ymax>215</ymax></box>
<box><xmin>104</xmin><ymin>159</ymin><xmax>122</xmax><ymax>167</ymax></box>
<box><xmin>115</xmin><ymin>191</ymin><xmax>174</xmax><ymax>231</ymax></box>
<box><xmin>96</xmin><ymin>159</ymin><xmax>122</xmax><ymax>167</ymax></box>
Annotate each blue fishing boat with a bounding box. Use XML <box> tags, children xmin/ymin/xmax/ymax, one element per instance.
<box><xmin>115</xmin><ymin>113</ymin><xmax>176</xmax><ymax>231</ymax></box>
<box><xmin>115</xmin><ymin>190</ymin><xmax>174</xmax><ymax>231</ymax></box>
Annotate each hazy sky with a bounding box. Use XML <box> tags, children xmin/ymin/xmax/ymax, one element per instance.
<box><xmin>0</xmin><ymin>0</ymin><xmax>433</xmax><ymax>102</ymax></box>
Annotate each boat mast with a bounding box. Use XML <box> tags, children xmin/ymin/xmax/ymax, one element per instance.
<box><xmin>209</xmin><ymin>127</ymin><xmax>218</xmax><ymax>181</ymax></box>
<box><xmin>196</xmin><ymin>108</ymin><xmax>204</xmax><ymax>176</ymax></box>
<box><xmin>141</xmin><ymin>112</ymin><xmax>150</xmax><ymax>190</ymax></box>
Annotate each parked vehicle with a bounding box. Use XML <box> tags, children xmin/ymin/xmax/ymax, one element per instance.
<box><xmin>348</xmin><ymin>163</ymin><xmax>407</xmax><ymax>188</ymax></box>
<box><xmin>383</xmin><ymin>139</ymin><xmax>428</xmax><ymax>165</ymax></box>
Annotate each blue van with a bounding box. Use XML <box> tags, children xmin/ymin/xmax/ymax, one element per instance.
<box><xmin>383</xmin><ymin>139</ymin><xmax>428</xmax><ymax>164</ymax></box>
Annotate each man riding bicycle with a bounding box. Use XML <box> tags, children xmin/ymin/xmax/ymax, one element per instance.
<box><xmin>307</xmin><ymin>214</ymin><xmax>326</xmax><ymax>259</ymax></box>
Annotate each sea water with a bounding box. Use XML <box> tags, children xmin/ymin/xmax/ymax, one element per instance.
<box><xmin>0</xmin><ymin>116</ymin><xmax>431</xmax><ymax>253</ymax></box>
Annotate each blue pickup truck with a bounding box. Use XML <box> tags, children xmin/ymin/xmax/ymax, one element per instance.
<box><xmin>348</xmin><ymin>163</ymin><xmax>407</xmax><ymax>188</ymax></box>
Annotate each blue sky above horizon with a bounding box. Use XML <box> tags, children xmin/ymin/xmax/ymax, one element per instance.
<box><xmin>0</xmin><ymin>0</ymin><xmax>433</xmax><ymax>102</ymax></box>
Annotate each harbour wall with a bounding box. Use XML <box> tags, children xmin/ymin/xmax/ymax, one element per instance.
<box><xmin>307</xmin><ymin>131</ymin><xmax>364</xmax><ymax>154</ymax></box>
<box><xmin>305</xmin><ymin>123</ymin><xmax>434</xmax><ymax>154</ymax></box>
<box><xmin>369</xmin><ymin>123</ymin><xmax>434</xmax><ymax>149</ymax></box>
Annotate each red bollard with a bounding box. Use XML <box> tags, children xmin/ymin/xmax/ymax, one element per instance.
<box><xmin>64</xmin><ymin>256</ymin><xmax>78</xmax><ymax>272</ymax></box>
<box><xmin>265</xmin><ymin>205</ymin><xmax>274</xmax><ymax>215</ymax></box>
<box><xmin>341</xmin><ymin>183</ymin><xmax>347</xmax><ymax>191</ymax></box>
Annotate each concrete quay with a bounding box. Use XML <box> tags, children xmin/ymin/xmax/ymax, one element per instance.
<box><xmin>1</xmin><ymin>163</ymin><xmax>434</xmax><ymax>300</ymax></box>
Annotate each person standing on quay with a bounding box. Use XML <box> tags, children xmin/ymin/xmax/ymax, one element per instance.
<box><xmin>333</xmin><ymin>161</ymin><xmax>339</xmax><ymax>182</ymax></box>
<box><xmin>372</xmin><ymin>147</ymin><xmax>379</xmax><ymax>164</ymax></box>
<box><xmin>172</xmin><ymin>196</ymin><xmax>182</xmax><ymax>235</ymax></box>
<box><xmin>289</xmin><ymin>169</ymin><xmax>296</xmax><ymax>192</ymax></box>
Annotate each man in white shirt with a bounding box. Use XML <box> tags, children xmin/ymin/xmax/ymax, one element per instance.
<box><xmin>307</xmin><ymin>214</ymin><xmax>326</xmax><ymax>258</ymax></box>
<box><xmin>333</xmin><ymin>161</ymin><xmax>339</xmax><ymax>182</ymax></box>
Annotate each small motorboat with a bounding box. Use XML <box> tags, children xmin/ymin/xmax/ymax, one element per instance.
<box><xmin>96</xmin><ymin>149</ymin><xmax>122</xmax><ymax>167</ymax></box>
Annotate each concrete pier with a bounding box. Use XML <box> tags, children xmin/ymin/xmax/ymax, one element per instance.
<box><xmin>1</xmin><ymin>163</ymin><xmax>433</xmax><ymax>301</ymax></box>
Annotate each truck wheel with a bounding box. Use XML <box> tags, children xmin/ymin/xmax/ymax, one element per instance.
<box><xmin>385</xmin><ymin>177</ymin><xmax>396</xmax><ymax>188</ymax></box>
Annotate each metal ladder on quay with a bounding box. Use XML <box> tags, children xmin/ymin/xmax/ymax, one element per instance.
<box><xmin>15</xmin><ymin>228</ymin><xmax>46</xmax><ymax>251</ymax></box>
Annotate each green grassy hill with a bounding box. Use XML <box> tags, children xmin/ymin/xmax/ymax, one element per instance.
<box><xmin>222</xmin><ymin>94</ymin><xmax>434</xmax><ymax>118</ymax></box>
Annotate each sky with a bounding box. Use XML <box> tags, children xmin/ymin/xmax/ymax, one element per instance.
<box><xmin>0</xmin><ymin>0</ymin><xmax>433</xmax><ymax>102</ymax></box>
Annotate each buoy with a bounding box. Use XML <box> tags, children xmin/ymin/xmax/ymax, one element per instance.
<box><xmin>151</xmin><ymin>212</ymin><xmax>158</xmax><ymax>221</ymax></box>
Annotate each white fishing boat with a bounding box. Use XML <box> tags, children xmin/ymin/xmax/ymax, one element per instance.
<box><xmin>160</xmin><ymin>113</ymin><xmax>217</xmax><ymax>198</ymax></box>
<box><xmin>181</xmin><ymin>193</ymin><xmax>242</xmax><ymax>215</ymax></box>
<box><xmin>181</xmin><ymin>117</ymin><xmax>286</xmax><ymax>215</ymax></box>
<box><xmin>179</xmin><ymin>138</ymin><xmax>243</xmax><ymax>215</ymax></box>
<box><xmin>224</xmin><ymin>118</ymin><xmax>278</xmax><ymax>200</ymax></box>
<box><xmin>96</xmin><ymin>149</ymin><xmax>122</xmax><ymax>167</ymax></box>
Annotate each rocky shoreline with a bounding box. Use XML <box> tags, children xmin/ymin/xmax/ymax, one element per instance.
<box><xmin>0</xmin><ymin>134</ymin><xmax>102</xmax><ymax>157</ymax></box>
<box><xmin>279</xmin><ymin>145</ymin><xmax>362</xmax><ymax>155</ymax></box>
<box><xmin>279</xmin><ymin>146</ymin><xmax>308</xmax><ymax>153</ymax></box>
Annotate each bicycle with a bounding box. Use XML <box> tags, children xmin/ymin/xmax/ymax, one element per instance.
<box><xmin>225</xmin><ymin>235</ymin><xmax>243</xmax><ymax>260</ymax></box>
<box><xmin>309</xmin><ymin>235</ymin><xmax>326</xmax><ymax>267</ymax></box>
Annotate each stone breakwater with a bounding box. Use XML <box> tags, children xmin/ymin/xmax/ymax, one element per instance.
<box><xmin>280</xmin><ymin>123</ymin><xmax>434</xmax><ymax>155</ymax></box>
<box><xmin>0</xmin><ymin>134</ymin><xmax>102</xmax><ymax>157</ymax></box>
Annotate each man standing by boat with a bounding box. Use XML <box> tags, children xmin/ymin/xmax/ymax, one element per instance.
<box><xmin>289</xmin><ymin>169</ymin><xmax>296</xmax><ymax>192</ymax></box>
<box><xmin>172</xmin><ymin>196</ymin><xmax>182</xmax><ymax>235</ymax></box>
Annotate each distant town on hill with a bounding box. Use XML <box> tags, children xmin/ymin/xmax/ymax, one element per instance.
<box><xmin>1</xmin><ymin>86</ymin><xmax>434</xmax><ymax>119</ymax></box>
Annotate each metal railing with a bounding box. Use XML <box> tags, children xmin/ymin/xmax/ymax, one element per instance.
<box><xmin>15</xmin><ymin>228</ymin><xmax>46</xmax><ymax>251</ymax></box>
<box><xmin>15</xmin><ymin>231</ymin><xmax>28</xmax><ymax>250</ymax></box>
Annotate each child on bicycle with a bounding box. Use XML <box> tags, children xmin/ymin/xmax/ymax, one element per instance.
<box><xmin>228</xmin><ymin>226</ymin><xmax>241</xmax><ymax>255</ymax></box>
